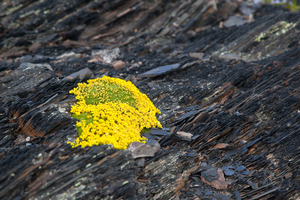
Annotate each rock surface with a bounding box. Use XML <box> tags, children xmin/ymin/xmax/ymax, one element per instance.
<box><xmin>0</xmin><ymin>1</ymin><xmax>299</xmax><ymax>200</ymax></box>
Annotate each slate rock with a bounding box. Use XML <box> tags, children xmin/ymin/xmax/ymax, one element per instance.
<box><xmin>146</xmin><ymin>139</ymin><xmax>161</xmax><ymax>149</ymax></box>
<box><xmin>201</xmin><ymin>167</ymin><xmax>228</xmax><ymax>190</ymax></box>
<box><xmin>149</xmin><ymin>128</ymin><xmax>169</xmax><ymax>136</ymax></box>
<box><xmin>176</xmin><ymin>131</ymin><xmax>193</xmax><ymax>141</ymax></box>
<box><xmin>62</xmin><ymin>67</ymin><xmax>93</xmax><ymax>82</ymax></box>
<box><xmin>223</xmin><ymin>16</ymin><xmax>248</xmax><ymax>28</ymax></box>
<box><xmin>236</xmin><ymin>165</ymin><xmax>246</xmax><ymax>172</ymax></box>
<box><xmin>90</xmin><ymin>48</ymin><xmax>120</xmax><ymax>64</ymax></box>
<box><xmin>201</xmin><ymin>167</ymin><xmax>219</xmax><ymax>182</ymax></box>
<box><xmin>32</xmin><ymin>54</ymin><xmax>54</xmax><ymax>63</ymax></box>
<box><xmin>222</xmin><ymin>166</ymin><xmax>235</xmax><ymax>176</ymax></box>
<box><xmin>127</xmin><ymin>142</ymin><xmax>160</xmax><ymax>159</ymax></box>
<box><xmin>19</xmin><ymin>63</ymin><xmax>53</xmax><ymax>71</ymax></box>
<box><xmin>137</xmin><ymin>63</ymin><xmax>180</xmax><ymax>78</ymax></box>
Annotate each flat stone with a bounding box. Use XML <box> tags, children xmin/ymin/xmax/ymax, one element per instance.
<box><xmin>146</xmin><ymin>139</ymin><xmax>161</xmax><ymax>149</ymax></box>
<box><xmin>223</xmin><ymin>16</ymin><xmax>248</xmax><ymax>28</ymax></box>
<box><xmin>222</xmin><ymin>166</ymin><xmax>235</xmax><ymax>176</ymax></box>
<box><xmin>127</xmin><ymin>142</ymin><xmax>160</xmax><ymax>159</ymax></box>
<box><xmin>89</xmin><ymin>48</ymin><xmax>120</xmax><ymax>64</ymax></box>
<box><xmin>201</xmin><ymin>167</ymin><xmax>228</xmax><ymax>190</ymax></box>
<box><xmin>201</xmin><ymin>167</ymin><xmax>219</xmax><ymax>182</ymax></box>
<box><xmin>137</xmin><ymin>63</ymin><xmax>180</xmax><ymax>77</ymax></box>
<box><xmin>189</xmin><ymin>52</ymin><xmax>204</xmax><ymax>60</ymax></box>
<box><xmin>19</xmin><ymin>63</ymin><xmax>53</xmax><ymax>71</ymax></box>
<box><xmin>149</xmin><ymin>128</ymin><xmax>169</xmax><ymax>136</ymax></box>
<box><xmin>62</xmin><ymin>67</ymin><xmax>93</xmax><ymax>82</ymax></box>
<box><xmin>236</xmin><ymin>165</ymin><xmax>246</xmax><ymax>172</ymax></box>
<box><xmin>219</xmin><ymin>53</ymin><xmax>242</xmax><ymax>60</ymax></box>
<box><xmin>176</xmin><ymin>131</ymin><xmax>193</xmax><ymax>141</ymax></box>
<box><xmin>112</xmin><ymin>60</ymin><xmax>126</xmax><ymax>70</ymax></box>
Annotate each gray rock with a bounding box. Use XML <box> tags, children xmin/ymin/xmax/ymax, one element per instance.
<box><xmin>91</xmin><ymin>48</ymin><xmax>120</xmax><ymax>64</ymax></box>
<box><xmin>223</xmin><ymin>16</ymin><xmax>248</xmax><ymax>28</ymax></box>
<box><xmin>149</xmin><ymin>128</ymin><xmax>169</xmax><ymax>136</ymax></box>
<box><xmin>138</xmin><ymin>63</ymin><xmax>180</xmax><ymax>77</ymax></box>
<box><xmin>176</xmin><ymin>131</ymin><xmax>193</xmax><ymax>141</ymax></box>
<box><xmin>222</xmin><ymin>166</ymin><xmax>235</xmax><ymax>176</ymax></box>
<box><xmin>19</xmin><ymin>63</ymin><xmax>53</xmax><ymax>71</ymax></box>
<box><xmin>201</xmin><ymin>167</ymin><xmax>219</xmax><ymax>182</ymax></box>
<box><xmin>127</xmin><ymin>142</ymin><xmax>160</xmax><ymax>159</ymax></box>
<box><xmin>62</xmin><ymin>67</ymin><xmax>93</xmax><ymax>82</ymax></box>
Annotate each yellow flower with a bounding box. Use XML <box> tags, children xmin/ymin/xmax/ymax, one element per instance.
<box><xmin>69</xmin><ymin>76</ymin><xmax>161</xmax><ymax>149</ymax></box>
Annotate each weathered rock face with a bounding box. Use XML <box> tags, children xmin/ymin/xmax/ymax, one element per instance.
<box><xmin>0</xmin><ymin>1</ymin><xmax>300</xmax><ymax>200</ymax></box>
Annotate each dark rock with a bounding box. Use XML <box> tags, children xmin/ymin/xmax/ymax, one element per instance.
<box><xmin>201</xmin><ymin>167</ymin><xmax>219</xmax><ymax>182</ymax></box>
<box><xmin>0</xmin><ymin>1</ymin><xmax>299</xmax><ymax>200</ymax></box>
<box><xmin>149</xmin><ymin>128</ymin><xmax>169</xmax><ymax>136</ymax></box>
<box><xmin>236</xmin><ymin>165</ymin><xmax>246</xmax><ymax>172</ymax></box>
<box><xmin>137</xmin><ymin>63</ymin><xmax>180</xmax><ymax>78</ymax></box>
<box><xmin>201</xmin><ymin>168</ymin><xmax>228</xmax><ymax>190</ymax></box>
<box><xmin>222</xmin><ymin>166</ymin><xmax>235</xmax><ymax>176</ymax></box>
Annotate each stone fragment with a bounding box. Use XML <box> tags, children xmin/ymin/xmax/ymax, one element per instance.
<box><xmin>146</xmin><ymin>139</ymin><xmax>161</xmax><ymax>149</ymax></box>
<box><xmin>137</xmin><ymin>63</ymin><xmax>180</xmax><ymax>78</ymax></box>
<box><xmin>62</xmin><ymin>68</ymin><xmax>93</xmax><ymax>82</ymax></box>
<box><xmin>136</xmin><ymin>158</ymin><xmax>145</xmax><ymax>167</ymax></box>
<box><xmin>284</xmin><ymin>172</ymin><xmax>292</xmax><ymax>179</ymax></box>
<box><xmin>57</xmin><ymin>51</ymin><xmax>82</xmax><ymax>59</ymax></box>
<box><xmin>236</xmin><ymin>165</ymin><xmax>246</xmax><ymax>172</ymax></box>
<box><xmin>211</xmin><ymin>143</ymin><xmax>229</xmax><ymax>150</ymax></box>
<box><xmin>223</xmin><ymin>16</ymin><xmax>248</xmax><ymax>28</ymax></box>
<box><xmin>222</xmin><ymin>166</ymin><xmax>235</xmax><ymax>176</ymax></box>
<box><xmin>111</xmin><ymin>60</ymin><xmax>125</xmax><ymax>70</ymax></box>
<box><xmin>189</xmin><ymin>52</ymin><xmax>204</xmax><ymax>60</ymax></box>
<box><xmin>219</xmin><ymin>53</ymin><xmax>241</xmax><ymax>60</ymax></box>
<box><xmin>201</xmin><ymin>167</ymin><xmax>228</xmax><ymax>190</ymax></box>
<box><xmin>149</xmin><ymin>128</ymin><xmax>169</xmax><ymax>136</ymax></box>
<box><xmin>127</xmin><ymin>142</ymin><xmax>160</xmax><ymax>159</ymax></box>
<box><xmin>19</xmin><ymin>63</ymin><xmax>53</xmax><ymax>71</ymax></box>
<box><xmin>32</xmin><ymin>54</ymin><xmax>54</xmax><ymax>63</ymax></box>
<box><xmin>88</xmin><ymin>48</ymin><xmax>120</xmax><ymax>64</ymax></box>
<box><xmin>176</xmin><ymin>131</ymin><xmax>193</xmax><ymax>141</ymax></box>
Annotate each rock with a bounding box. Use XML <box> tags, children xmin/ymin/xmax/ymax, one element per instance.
<box><xmin>127</xmin><ymin>142</ymin><xmax>160</xmax><ymax>159</ymax></box>
<box><xmin>189</xmin><ymin>52</ymin><xmax>204</xmax><ymax>60</ymax></box>
<box><xmin>137</xmin><ymin>63</ymin><xmax>180</xmax><ymax>78</ymax></box>
<box><xmin>218</xmin><ymin>53</ymin><xmax>242</xmax><ymax>60</ymax></box>
<box><xmin>57</xmin><ymin>52</ymin><xmax>82</xmax><ymax>60</ymax></box>
<box><xmin>136</xmin><ymin>158</ymin><xmax>145</xmax><ymax>167</ymax></box>
<box><xmin>201</xmin><ymin>167</ymin><xmax>219</xmax><ymax>182</ymax></box>
<box><xmin>176</xmin><ymin>131</ymin><xmax>193</xmax><ymax>141</ymax></box>
<box><xmin>236</xmin><ymin>165</ymin><xmax>246</xmax><ymax>172</ymax></box>
<box><xmin>145</xmin><ymin>139</ymin><xmax>161</xmax><ymax>149</ymax></box>
<box><xmin>32</xmin><ymin>54</ymin><xmax>54</xmax><ymax>63</ymax></box>
<box><xmin>149</xmin><ymin>128</ymin><xmax>169</xmax><ymax>136</ymax></box>
<box><xmin>62</xmin><ymin>67</ymin><xmax>93</xmax><ymax>82</ymax></box>
<box><xmin>19</xmin><ymin>63</ymin><xmax>53</xmax><ymax>71</ymax></box>
<box><xmin>222</xmin><ymin>166</ymin><xmax>235</xmax><ymax>176</ymax></box>
<box><xmin>112</xmin><ymin>60</ymin><xmax>126</xmax><ymax>70</ymax></box>
<box><xmin>223</xmin><ymin>16</ymin><xmax>248</xmax><ymax>28</ymax></box>
<box><xmin>89</xmin><ymin>48</ymin><xmax>120</xmax><ymax>64</ymax></box>
<box><xmin>210</xmin><ymin>143</ymin><xmax>229</xmax><ymax>150</ymax></box>
<box><xmin>201</xmin><ymin>167</ymin><xmax>228</xmax><ymax>190</ymax></box>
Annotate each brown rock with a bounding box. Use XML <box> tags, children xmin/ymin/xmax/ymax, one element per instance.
<box><xmin>201</xmin><ymin>168</ymin><xmax>228</xmax><ymax>190</ymax></box>
<box><xmin>112</xmin><ymin>60</ymin><xmax>126</xmax><ymax>70</ymax></box>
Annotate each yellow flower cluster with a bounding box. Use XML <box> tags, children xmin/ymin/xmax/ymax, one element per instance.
<box><xmin>68</xmin><ymin>76</ymin><xmax>162</xmax><ymax>149</ymax></box>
